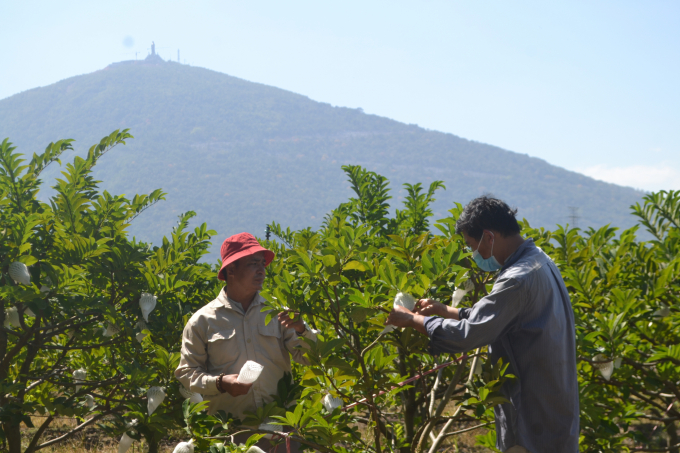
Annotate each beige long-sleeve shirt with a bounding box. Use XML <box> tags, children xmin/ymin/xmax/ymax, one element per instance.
<box><xmin>174</xmin><ymin>289</ymin><xmax>317</xmax><ymax>417</ymax></box>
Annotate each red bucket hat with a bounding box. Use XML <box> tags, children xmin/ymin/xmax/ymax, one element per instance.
<box><xmin>218</xmin><ymin>232</ymin><xmax>275</xmax><ymax>281</ymax></box>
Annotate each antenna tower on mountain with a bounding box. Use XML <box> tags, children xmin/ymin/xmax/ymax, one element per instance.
<box><xmin>567</xmin><ymin>206</ymin><xmax>580</xmax><ymax>228</ymax></box>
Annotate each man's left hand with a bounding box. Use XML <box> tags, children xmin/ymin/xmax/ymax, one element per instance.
<box><xmin>386</xmin><ymin>305</ymin><xmax>428</xmax><ymax>335</ymax></box>
<box><xmin>278</xmin><ymin>311</ymin><xmax>306</xmax><ymax>334</ymax></box>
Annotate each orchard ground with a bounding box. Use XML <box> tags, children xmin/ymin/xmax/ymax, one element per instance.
<box><xmin>19</xmin><ymin>417</ymin><xmax>495</xmax><ymax>453</ymax></box>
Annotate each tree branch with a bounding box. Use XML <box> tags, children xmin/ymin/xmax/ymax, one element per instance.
<box><xmin>440</xmin><ymin>421</ymin><xmax>493</xmax><ymax>440</ymax></box>
<box><xmin>632</xmin><ymin>443</ymin><xmax>680</xmax><ymax>452</ymax></box>
<box><xmin>35</xmin><ymin>408</ymin><xmax>122</xmax><ymax>450</ymax></box>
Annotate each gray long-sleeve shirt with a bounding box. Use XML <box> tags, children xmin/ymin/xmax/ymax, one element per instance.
<box><xmin>424</xmin><ymin>239</ymin><xmax>579</xmax><ymax>453</ymax></box>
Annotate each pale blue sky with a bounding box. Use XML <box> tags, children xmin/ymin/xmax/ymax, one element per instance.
<box><xmin>2</xmin><ymin>0</ymin><xmax>678</xmax><ymax>191</ymax></box>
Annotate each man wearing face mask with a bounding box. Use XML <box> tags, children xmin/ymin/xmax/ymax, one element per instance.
<box><xmin>387</xmin><ymin>196</ymin><xmax>579</xmax><ymax>453</ymax></box>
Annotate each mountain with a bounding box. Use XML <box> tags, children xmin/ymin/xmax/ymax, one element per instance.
<box><xmin>0</xmin><ymin>54</ymin><xmax>646</xmax><ymax>259</ymax></box>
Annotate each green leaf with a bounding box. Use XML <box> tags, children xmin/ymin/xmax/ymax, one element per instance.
<box><xmin>343</xmin><ymin>260</ymin><xmax>366</xmax><ymax>272</ymax></box>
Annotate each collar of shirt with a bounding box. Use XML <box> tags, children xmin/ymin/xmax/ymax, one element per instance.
<box><xmin>216</xmin><ymin>288</ymin><xmax>264</xmax><ymax>315</ymax></box>
<box><xmin>500</xmin><ymin>238</ymin><xmax>536</xmax><ymax>272</ymax></box>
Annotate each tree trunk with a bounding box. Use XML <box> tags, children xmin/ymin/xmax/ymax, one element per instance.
<box><xmin>402</xmin><ymin>394</ymin><xmax>417</xmax><ymax>453</ymax></box>
<box><xmin>148</xmin><ymin>442</ymin><xmax>159</xmax><ymax>453</ymax></box>
<box><xmin>666</xmin><ymin>421</ymin><xmax>679</xmax><ymax>453</ymax></box>
<box><xmin>145</xmin><ymin>432</ymin><xmax>164</xmax><ymax>453</ymax></box>
<box><xmin>4</xmin><ymin>422</ymin><xmax>23</xmax><ymax>453</ymax></box>
<box><xmin>399</xmin><ymin>349</ymin><xmax>417</xmax><ymax>453</ymax></box>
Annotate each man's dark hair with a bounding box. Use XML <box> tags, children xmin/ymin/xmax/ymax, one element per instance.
<box><xmin>455</xmin><ymin>196</ymin><xmax>521</xmax><ymax>240</ymax></box>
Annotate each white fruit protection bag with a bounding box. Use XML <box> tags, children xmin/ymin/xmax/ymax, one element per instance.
<box><xmin>237</xmin><ymin>360</ymin><xmax>264</xmax><ymax>384</ymax></box>
<box><xmin>322</xmin><ymin>393</ymin><xmax>343</xmax><ymax>412</ymax></box>
<box><xmin>382</xmin><ymin>292</ymin><xmax>418</xmax><ymax>334</ymax></box>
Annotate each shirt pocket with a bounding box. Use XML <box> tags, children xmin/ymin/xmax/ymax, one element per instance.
<box><xmin>257</xmin><ymin>320</ymin><xmax>281</xmax><ymax>339</ymax></box>
<box><xmin>256</xmin><ymin>320</ymin><xmax>288</xmax><ymax>369</ymax></box>
<box><xmin>206</xmin><ymin>327</ymin><xmax>238</xmax><ymax>370</ymax></box>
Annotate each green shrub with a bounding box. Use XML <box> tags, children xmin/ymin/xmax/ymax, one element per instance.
<box><xmin>0</xmin><ymin>131</ymin><xmax>217</xmax><ymax>453</ymax></box>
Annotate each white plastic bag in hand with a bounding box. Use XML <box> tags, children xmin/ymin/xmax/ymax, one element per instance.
<box><xmin>394</xmin><ymin>292</ymin><xmax>417</xmax><ymax>311</ymax></box>
<box><xmin>237</xmin><ymin>360</ymin><xmax>264</xmax><ymax>384</ymax></box>
<box><xmin>382</xmin><ymin>292</ymin><xmax>418</xmax><ymax>334</ymax></box>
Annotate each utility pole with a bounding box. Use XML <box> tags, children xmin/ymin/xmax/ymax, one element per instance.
<box><xmin>567</xmin><ymin>206</ymin><xmax>580</xmax><ymax>229</ymax></box>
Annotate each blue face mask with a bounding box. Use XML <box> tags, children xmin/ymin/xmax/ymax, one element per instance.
<box><xmin>472</xmin><ymin>231</ymin><xmax>502</xmax><ymax>272</ymax></box>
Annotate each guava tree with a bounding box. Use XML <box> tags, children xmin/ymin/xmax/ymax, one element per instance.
<box><xmin>550</xmin><ymin>190</ymin><xmax>680</xmax><ymax>452</ymax></box>
<box><xmin>0</xmin><ymin>131</ymin><xmax>217</xmax><ymax>453</ymax></box>
<box><xmin>181</xmin><ymin>165</ymin><xmax>513</xmax><ymax>453</ymax></box>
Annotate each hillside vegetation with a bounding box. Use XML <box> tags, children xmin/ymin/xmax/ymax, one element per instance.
<box><xmin>0</xmin><ymin>55</ymin><xmax>645</xmax><ymax>258</ymax></box>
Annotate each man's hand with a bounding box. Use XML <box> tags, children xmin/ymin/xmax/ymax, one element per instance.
<box><xmin>414</xmin><ymin>299</ymin><xmax>459</xmax><ymax>320</ymax></box>
<box><xmin>220</xmin><ymin>374</ymin><xmax>253</xmax><ymax>397</ymax></box>
<box><xmin>386</xmin><ymin>305</ymin><xmax>428</xmax><ymax>335</ymax></box>
<box><xmin>414</xmin><ymin>299</ymin><xmax>447</xmax><ymax>317</ymax></box>
<box><xmin>278</xmin><ymin>311</ymin><xmax>306</xmax><ymax>334</ymax></box>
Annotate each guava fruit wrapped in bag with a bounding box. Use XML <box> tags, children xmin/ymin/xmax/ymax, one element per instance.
<box><xmin>382</xmin><ymin>292</ymin><xmax>418</xmax><ymax>334</ymax></box>
<box><xmin>179</xmin><ymin>386</ymin><xmax>203</xmax><ymax>404</ymax></box>
<box><xmin>118</xmin><ymin>433</ymin><xmax>134</xmax><ymax>453</ymax></box>
<box><xmin>322</xmin><ymin>393</ymin><xmax>343</xmax><ymax>412</ymax></box>
<box><xmin>172</xmin><ymin>439</ymin><xmax>194</xmax><ymax>453</ymax></box>
<box><xmin>4</xmin><ymin>307</ymin><xmax>20</xmax><ymax>328</ymax></box>
<box><xmin>9</xmin><ymin>262</ymin><xmax>31</xmax><ymax>285</ymax></box>
<box><xmin>592</xmin><ymin>354</ymin><xmax>614</xmax><ymax>381</ymax></box>
<box><xmin>147</xmin><ymin>386</ymin><xmax>165</xmax><ymax>415</ymax></box>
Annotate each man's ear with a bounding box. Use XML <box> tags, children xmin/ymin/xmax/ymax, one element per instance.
<box><xmin>225</xmin><ymin>260</ymin><xmax>240</xmax><ymax>279</ymax></box>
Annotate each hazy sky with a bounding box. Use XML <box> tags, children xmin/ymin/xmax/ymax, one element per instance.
<box><xmin>2</xmin><ymin>1</ymin><xmax>678</xmax><ymax>191</ymax></box>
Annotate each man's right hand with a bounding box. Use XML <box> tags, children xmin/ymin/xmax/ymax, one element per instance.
<box><xmin>219</xmin><ymin>374</ymin><xmax>253</xmax><ymax>396</ymax></box>
<box><xmin>415</xmin><ymin>299</ymin><xmax>459</xmax><ymax>320</ymax></box>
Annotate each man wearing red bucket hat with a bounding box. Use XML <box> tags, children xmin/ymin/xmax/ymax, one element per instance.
<box><xmin>175</xmin><ymin>232</ymin><xmax>315</xmax><ymax>452</ymax></box>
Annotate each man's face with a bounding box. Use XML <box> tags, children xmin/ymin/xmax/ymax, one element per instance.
<box><xmin>463</xmin><ymin>231</ymin><xmax>492</xmax><ymax>260</ymax></box>
<box><xmin>228</xmin><ymin>251</ymin><xmax>267</xmax><ymax>291</ymax></box>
